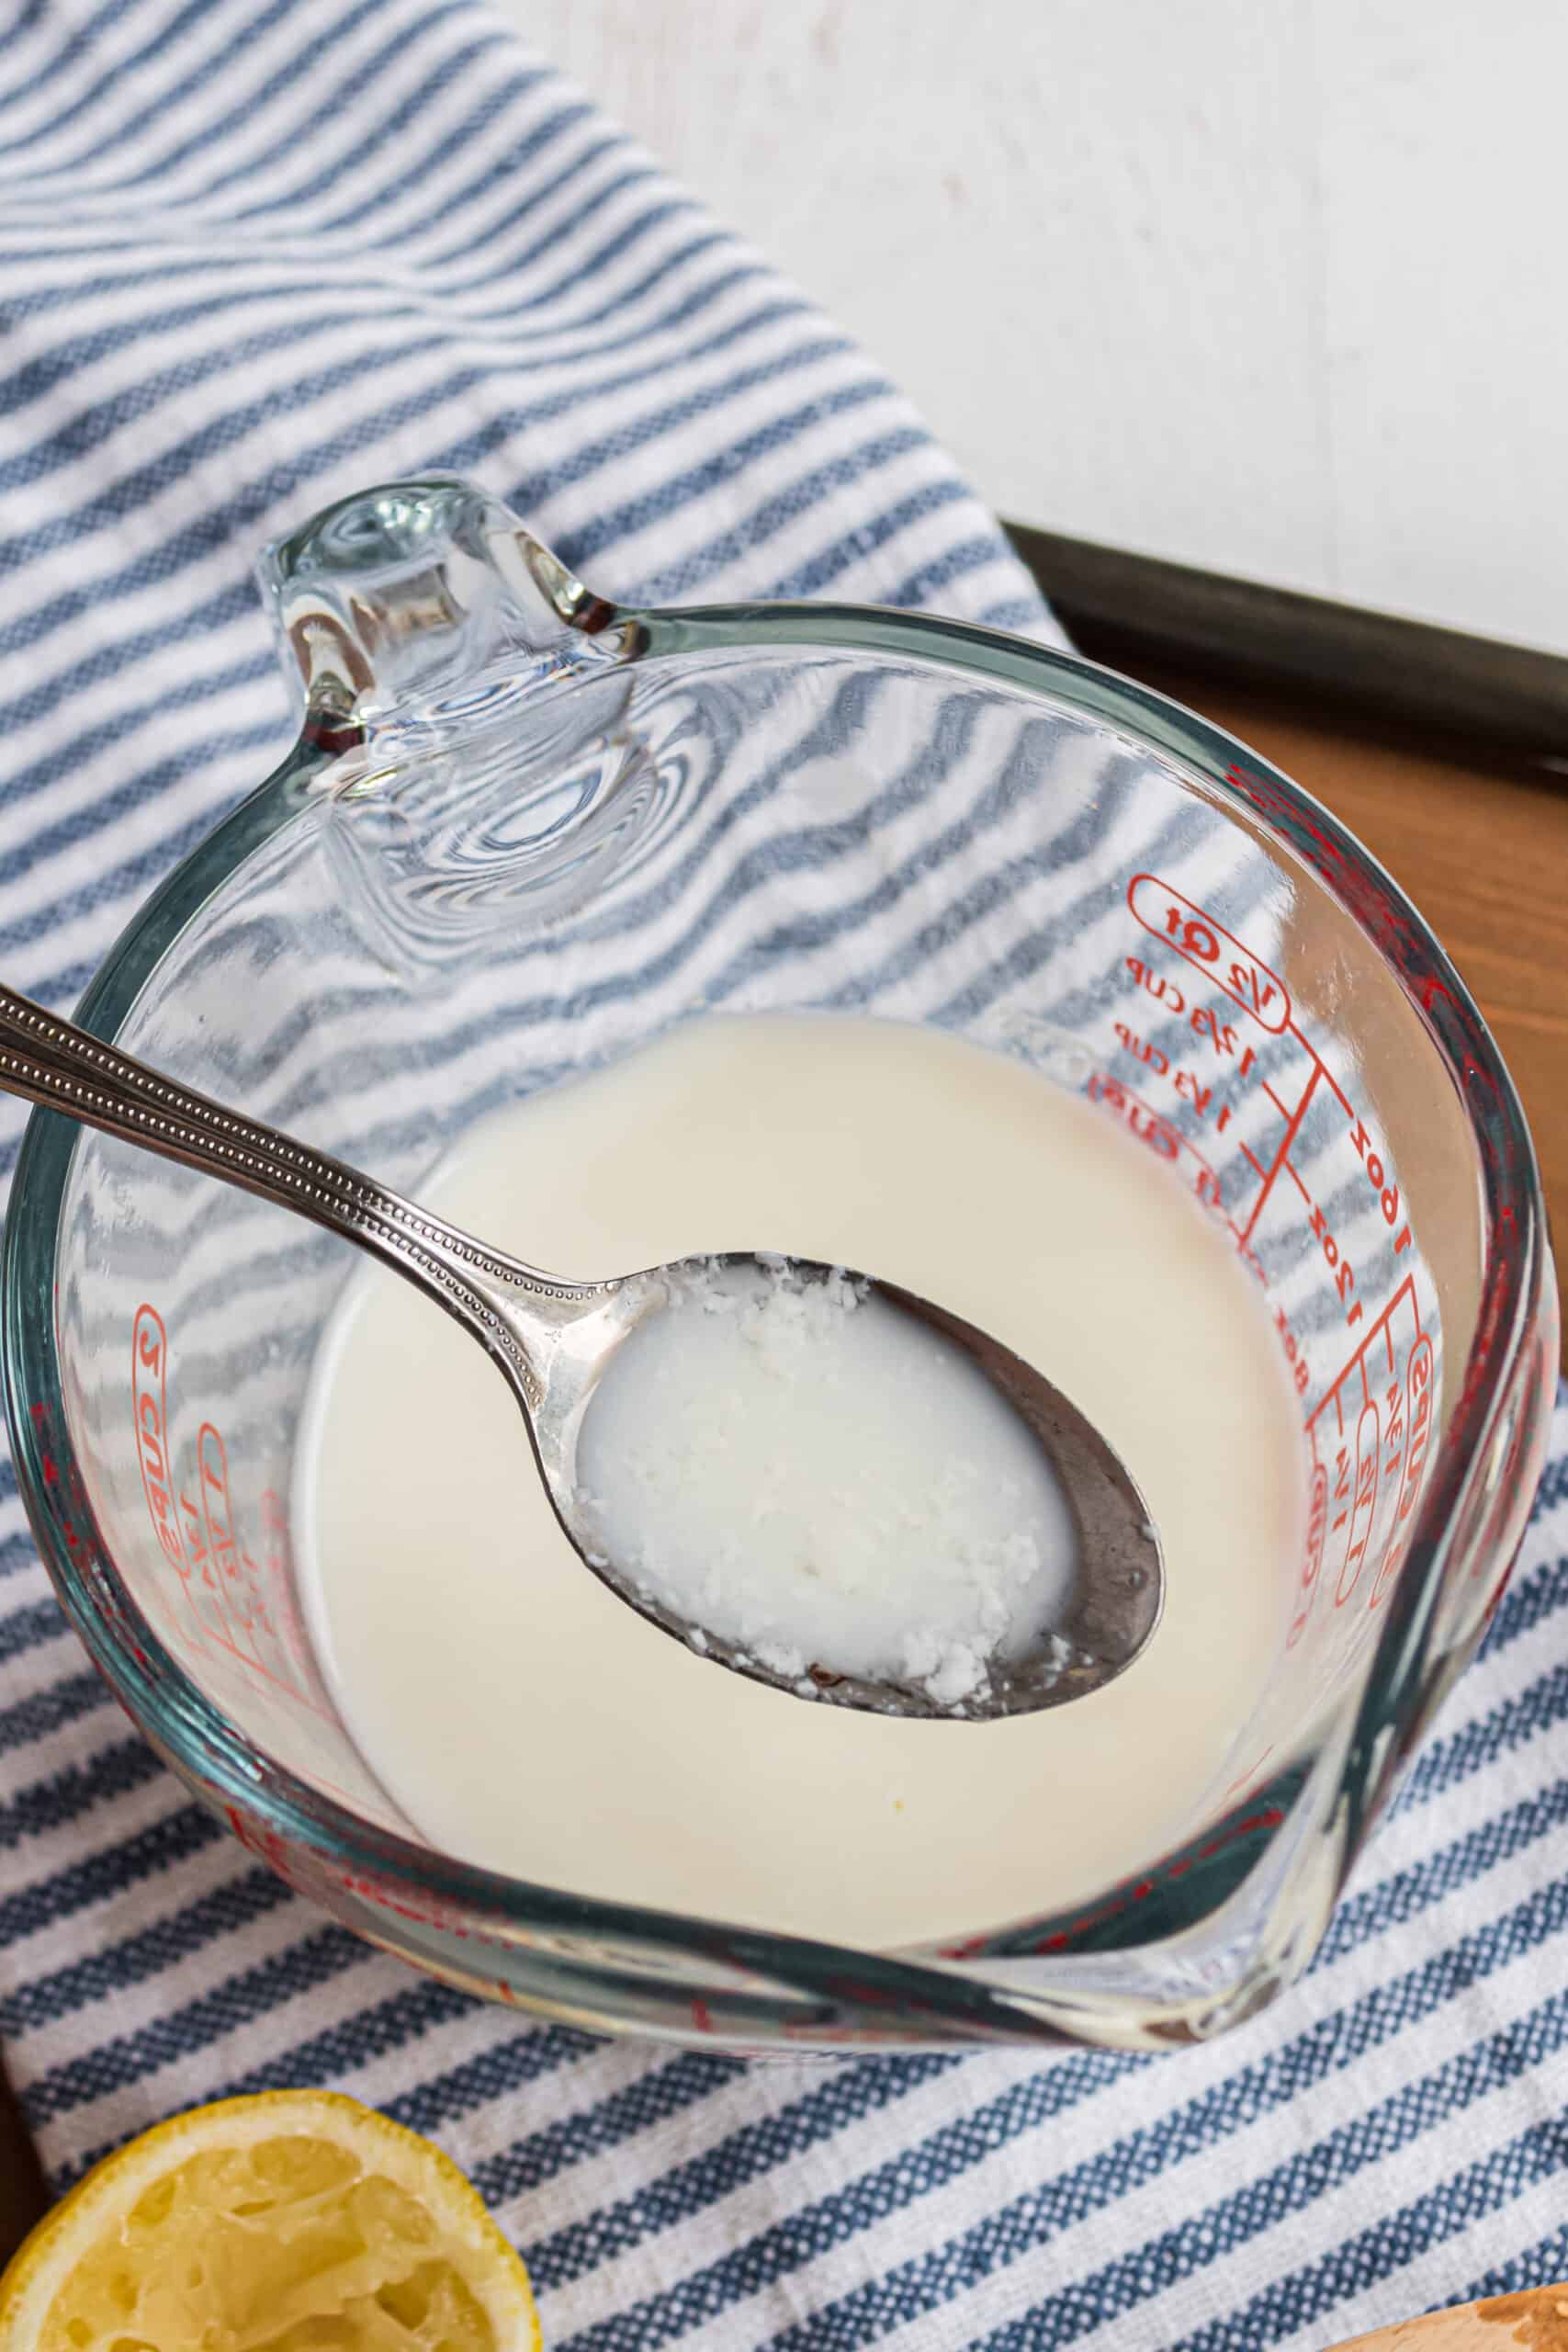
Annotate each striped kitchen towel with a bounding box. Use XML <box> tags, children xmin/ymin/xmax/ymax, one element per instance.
<box><xmin>2</xmin><ymin>0</ymin><xmax>1567</xmax><ymax>2345</ymax></box>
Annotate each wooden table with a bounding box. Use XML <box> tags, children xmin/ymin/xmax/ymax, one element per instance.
<box><xmin>1</xmin><ymin>658</ymin><xmax>1563</xmax><ymax>2269</ymax></box>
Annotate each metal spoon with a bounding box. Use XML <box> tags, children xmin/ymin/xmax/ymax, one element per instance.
<box><xmin>0</xmin><ymin>981</ymin><xmax>1163</xmax><ymax>1718</ymax></box>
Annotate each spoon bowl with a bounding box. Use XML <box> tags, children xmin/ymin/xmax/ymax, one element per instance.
<box><xmin>0</xmin><ymin>978</ymin><xmax>1162</xmax><ymax>1719</ymax></box>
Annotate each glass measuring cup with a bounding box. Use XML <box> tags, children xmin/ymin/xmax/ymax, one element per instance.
<box><xmin>3</xmin><ymin>477</ymin><xmax>1556</xmax><ymax>2052</ymax></box>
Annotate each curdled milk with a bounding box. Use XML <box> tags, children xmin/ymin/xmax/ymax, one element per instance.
<box><xmin>575</xmin><ymin>1257</ymin><xmax>1081</xmax><ymax>1706</ymax></box>
<box><xmin>297</xmin><ymin>1012</ymin><xmax>1306</xmax><ymax>1950</ymax></box>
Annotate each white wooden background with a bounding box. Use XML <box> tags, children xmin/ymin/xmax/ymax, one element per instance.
<box><xmin>521</xmin><ymin>0</ymin><xmax>1568</xmax><ymax>655</ymax></box>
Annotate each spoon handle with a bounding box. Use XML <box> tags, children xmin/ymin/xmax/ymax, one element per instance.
<box><xmin>0</xmin><ymin>980</ymin><xmax>567</xmax><ymax>1373</ymax></box>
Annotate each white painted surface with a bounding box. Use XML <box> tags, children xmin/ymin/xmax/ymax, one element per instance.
<box><xmin>518</xmin><ymin>0</ymin><xmax>1568</xmax><ymax>653</ymax></box>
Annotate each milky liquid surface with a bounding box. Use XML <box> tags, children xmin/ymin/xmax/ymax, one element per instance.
<box><xmin>297</xmin><ymin>1013</ymin><xmax>1306</xmax><ymax>1949</ymax></box>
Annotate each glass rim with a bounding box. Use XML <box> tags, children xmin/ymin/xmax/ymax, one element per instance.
<box><xmin>2</xmin><ymin>594</ymin><xmax>1554</xmax><ymax>2031</ymax></box>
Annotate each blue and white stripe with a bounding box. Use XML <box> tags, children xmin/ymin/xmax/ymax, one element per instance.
<box><xmin>1</xmin><ymin>0</ymin><xmax>1566</xmax><ymax>2344</ymax></box>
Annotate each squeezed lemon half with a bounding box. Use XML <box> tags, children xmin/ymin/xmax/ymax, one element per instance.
<box><xmin>0</xmin><ymin>2089</ymin><xmax>539</xmax><ymax>2351</ymax></box>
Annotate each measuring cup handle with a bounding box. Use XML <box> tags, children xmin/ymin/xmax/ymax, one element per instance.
<box><xmin>255</xmin><ymin>475</ymin><xmax>619</xmax><ymax>725</ymax></box>
<box><xmin>0</xmin><ymin>979</ymin><xmax>574</xmax><ymax>1362</ymax></box>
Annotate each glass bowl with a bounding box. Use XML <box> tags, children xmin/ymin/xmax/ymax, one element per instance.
<box><xmin>3</xmin><ymin>477</ymin><xmax>1557</xmax><ymax>2052</ymax></box>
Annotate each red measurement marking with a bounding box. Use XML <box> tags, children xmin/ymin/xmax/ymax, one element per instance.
<box><xmin>197</xmin><ymin>1424</ymin><xmax>238</xmax><ymax>1587</ymax></box>
<box><xmin>1125</xmin><ymin>956</ymin><xmax>1189</xmax><ymax>1016</ymax></box>
<box><xmin>1308</xmin><ymin>1197</ymin><xmax>1366</xmax><ymax>1329</ymax></box>
<box><xmin>1087</xmin><ymin>1070</ymin><xmax>1225</xmax><ymax>1209</ymax></box>
<box><xmin>224</xmin><ymin>1804</ymin><xmax>303</xmax><ymax>1892</ymax></box>
<box><xmin>1336</xmin><ymin>1400</ymin><xmax>1381</xmax><ymax>1603</ymax></box>
<box><xmin>1303</xmin><ymin>1461</ymin><xmax>1328</xmax><ymax>1597</ymax></box>
<box><xmin>131</xmin><ymin>1305</ymin><xmax>191</xmax><ymax>1594</ymax></box>
<box><xmin>1397</xmin><ymin>1335</ymin><xmax>1435</xmax><ymax>1524</ymax></box>
<box><xmin>260</xmin><ymin>1491</ymin><xmax>332</xmax><ymax>1715</ymax></box>
<box><xmin>1112</xmin><ymin>1020</ymin><xmax>1241</xmax><ymax>1128</ymax></box>
<box><xmin>1113</xmin><ymin>1021</ymin><xmax>1172</xmax><ymax>1077</ymax></box>
<box><xmin>1274</xmin><ymin>1303</ymin><xmax>1312</xmax><ymax>1397</ymax></box>
<box><xmin>1119</xmin><ymin>875</ymin><xmax>1438</xmax><ymax>1619</ymax></box>
<box><xmin>176</xmin><ymin>1479</ymin><xmax>240</xmax><ymax>1657</ymax></box>
<box><xmin>128</xmin><ymin>1306</ymin><xmax>333</xmax><ymax>1719</ymax></box>
<box><xmin>334</xmin><ymin>1865</ymin><xmax>474</xmax><ymax>1939</ymax></box>
<box><xmin>1303</xmin><ymin>1033</ymin><xmax>1352</xmax><ymax>1113</ymax></box>
<box><xmin>1308</xmin><ymin>1274</ymin><xmax>1423</xmax><ymax>1442</ymax></box>
<box><xmin>1239</xmin><ymin>1064</ymin><xmax>1320</xmax><ymax>1250</ymax></box>
<box><xmin>1288</xmin><ymin>1460</ymin><xmax>1331</xmax><ymax>1648</ymax></box>
<box><xmin>1369</xmin><ymin>1532</ymin><xmax>1405</xmax><ymax>1611</ymax></box>
<box><xmin>1088</xmin><ymin>1069</ymin><xmax>1180</xmax><ymax>1159</ymax></box>
<box><xmin>1128</xmin><ymin>875</ymin><xmax>1292</xmax><ymax>1034</ymax></box>
<box><xmin>1187</xmin><ymin>1003</ymin><xmax>1256</xmax><ymax>1067</ymax></box>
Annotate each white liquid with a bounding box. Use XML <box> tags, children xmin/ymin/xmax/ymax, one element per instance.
<box><xmin>299</xmin><ymin>1013</ymin><xmax>1305</xmax><ymax>1950</ymax></box>
<box><xmin>576</xmin><ymin>1260</ymin><xmax>1079</xmax><ymax>1706</ymax></box>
